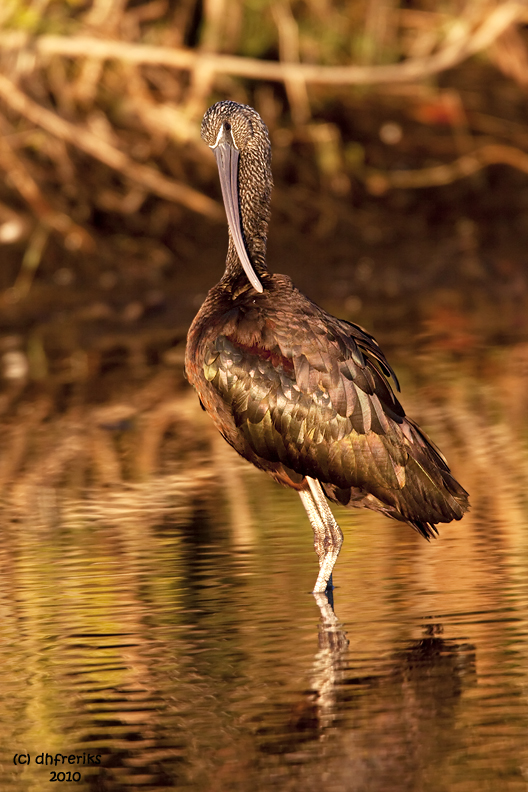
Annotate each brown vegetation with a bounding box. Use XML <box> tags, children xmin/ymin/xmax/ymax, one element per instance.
<box><xmin>0</xmin><ymin>1</ymin><xmax>527</xmax><ymax>314</ymax></box>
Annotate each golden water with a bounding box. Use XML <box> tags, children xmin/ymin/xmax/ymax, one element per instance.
<box><xmin>2</xmin><ymin>345</ymin><xmax>528</xmax><ymax>791</ymax></box>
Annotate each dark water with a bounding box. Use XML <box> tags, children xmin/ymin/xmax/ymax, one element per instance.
<box><xmin>3</xmin><ymin>346</ymin><xmax>528</xmax><ymax>792</ymax></box>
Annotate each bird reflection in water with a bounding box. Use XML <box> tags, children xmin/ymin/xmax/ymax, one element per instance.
<box><xmin>261</xmin><ymin>617</ymin><xmax>476</xmax><ymax>780</ymax></box>
<box><xmin>186</xmin><ymin>101</ymin><xmax>469</xmax><ymax>594</ymax></box>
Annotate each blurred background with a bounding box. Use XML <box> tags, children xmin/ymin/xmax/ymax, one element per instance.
<box><xmin>0</xmin><ymin>0</ymin><xmax>525</xmax><ymax>495</ymax></box>
<box><xmin>0</xmin><ymin>0</ymin><xmax>525</xmax><ymax>497</ymax></box>
<box><xmin>0</xmin><ymin>0</ymin><xmax>527</xmax><ymax>368</ymax></box>
<box><xmin>3</xmin><ymin>4</ymin><xmax>528</xmax><ymax>790</ymax></box>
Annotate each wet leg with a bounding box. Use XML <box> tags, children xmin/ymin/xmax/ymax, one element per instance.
<box><xmin>299</xmin><ymin>477</ymin><xmax>343</xmax><ymax>593</ymax></box>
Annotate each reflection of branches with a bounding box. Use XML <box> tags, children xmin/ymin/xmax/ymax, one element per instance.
<box><xmin>2</xmin><ymin>384</ymin><xmax>218</xmax><ymax>521</ymax></box>
<box><xmin>366</xmin><ymin>143</ymin><xmax>528</xmax><ymax>193</ymax></box>
<box><xmin>0</xmin><ymin>73</ymin><xmax>222</xmax><ymax>220</ymax></box>
<box><xmin>0</xmin><ymin>2</ymin><xmax>522</xmax><ymax>86</ymax></box>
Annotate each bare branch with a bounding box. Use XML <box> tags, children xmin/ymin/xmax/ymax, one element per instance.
<box><xmin>0</xmin><ymin>73</ymin><xmax>222</xmax><ymax>219</ymax></box>
<box><xmin>271</xmin><ymin>1</ymin><xmax>310</xmax><ymax>125</ymax></box>
<box><xmin>366</xmin><ymin>143</ymin><xmax>528</xmax><ymax>193</ymax></box>
<box><xmin>0</xmin><ymin>2</ymin><xmax>523</xmax><ymax>85</ymax></box>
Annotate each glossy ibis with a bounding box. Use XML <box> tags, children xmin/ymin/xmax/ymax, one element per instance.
<box><xmin>185</xmin><ymin>100</ymin><xmax>468</xmax><ymax>593</ymax></box>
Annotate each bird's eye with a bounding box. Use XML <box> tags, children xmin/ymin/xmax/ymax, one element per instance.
<box><xmin>224</xmin><ymin>121</ymin><xmax>231</xmax><ymax>132</ymax></box>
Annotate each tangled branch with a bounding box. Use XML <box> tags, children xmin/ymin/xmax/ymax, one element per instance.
<box><xmin>0</xmin><ymin>73</ymin><xmax>222</xmax><ymax>219</ymax></box>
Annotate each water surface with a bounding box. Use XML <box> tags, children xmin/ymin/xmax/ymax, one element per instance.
<box><xmin>2</xmin><ymin>345</ymin><xmax>528</xmax><ymax>792</ymax></box>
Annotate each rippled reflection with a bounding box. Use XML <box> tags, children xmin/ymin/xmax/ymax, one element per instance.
<box><xmin>3</xmin><ymin>346</ymin><xmax>528</xmax><ymax>791</ymax></box>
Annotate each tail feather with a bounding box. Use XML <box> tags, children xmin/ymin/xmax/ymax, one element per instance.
<box><xmin>322</xmin><ymin>416</ymin><xmax>469</xmax><ymax>534</ymax></box>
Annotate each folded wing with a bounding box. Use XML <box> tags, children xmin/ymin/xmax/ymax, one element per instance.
<box><xmin>203</xmin><ymin>303</ymin><xmax>468</xmax><ymax>534</ymax></box>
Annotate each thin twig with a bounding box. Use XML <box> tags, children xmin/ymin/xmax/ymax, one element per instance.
<box><xmin>12</xmin><ymin>223</ymin><xmax>50</xmax><ymax>300</ymax></box>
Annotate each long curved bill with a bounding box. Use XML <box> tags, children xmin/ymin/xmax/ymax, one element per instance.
<box><xmin>213</xmin><ymin>135</ymin><xmax>264</xmax><ymax>294</ymax></box>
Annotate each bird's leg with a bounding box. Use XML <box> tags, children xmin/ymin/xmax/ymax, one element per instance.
<box><xmin>307</xmin><ymin>477</ymin><xmax>344</xmax><ymax>592</ymax></box>
<box><xmin>298</xmin><ymin>489</ymin><xmax>327</xmax><ymax>567</ymax></box>
<box><xmin>299</xmin><ymin>477</ymin><xmax>343</xmax><ymax>594</ymax></box>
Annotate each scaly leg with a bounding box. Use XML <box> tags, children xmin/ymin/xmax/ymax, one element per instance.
<box><xmin>299</xmin><ymin>477</ymin><xmax>343</xmax><ymax>593</ymax></box>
